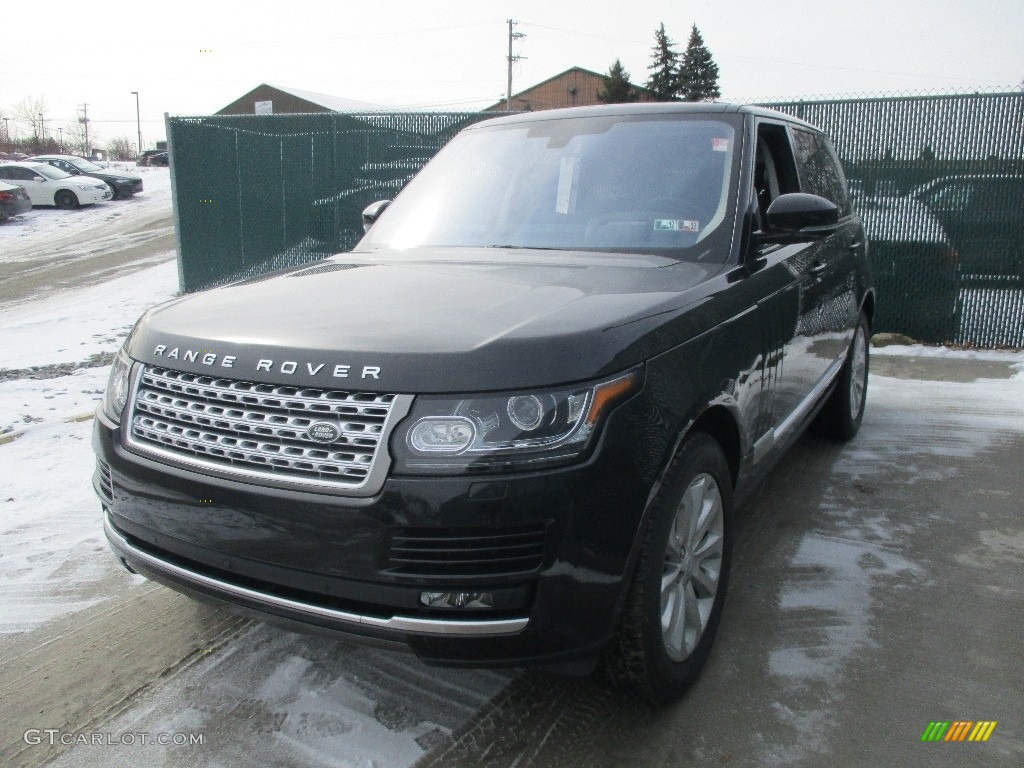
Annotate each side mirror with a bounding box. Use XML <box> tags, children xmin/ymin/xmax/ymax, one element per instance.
<box><xmin>361</xmin><ymin>199</ymin><xmax>392</xmax><ymax>233</ymax></box>
<box><xmin>33</xmin><ymin>176</ymin><xmax>45</xmax><ymax>182</ymax></box>
<box><xmin>764</xmin><ymin>193</ymin><xmax>840</xmax><ymax>239</ymax></box>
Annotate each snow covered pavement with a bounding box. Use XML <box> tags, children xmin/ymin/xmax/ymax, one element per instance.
<box><xmin>0</xmin><ymin>259</ymin><xmax>178</xmax><ymax>634</ymax></box>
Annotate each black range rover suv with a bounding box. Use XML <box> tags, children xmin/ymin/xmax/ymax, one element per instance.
<box><xmin>94</xmin><ymin>103</ymin><xmax>873</xmax><ymax>704</ymax></box>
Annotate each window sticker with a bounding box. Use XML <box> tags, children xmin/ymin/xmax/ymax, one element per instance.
<box><xmin>555</xmin><ymin>157</ymin><xmax>580</xmax><ymax>215</ymax></box>
<box><xmin>712</xmin><ymin>138</ymin><xmax>729</xmax><ymax>152</ymax></box>
<box><xmin>654</xmin><ymin>219</ymin><xmax>700</xmax><ymax>233</ymax></box>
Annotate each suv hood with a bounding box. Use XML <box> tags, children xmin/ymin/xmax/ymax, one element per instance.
<box><xmin>128</xmin><ymin>249</ymin><xmax>723</xmax><ymax>392</ymax></box>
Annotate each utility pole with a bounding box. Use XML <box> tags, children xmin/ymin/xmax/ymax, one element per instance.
<box><xmin>57</xmin><ymin>126</ymin><xmax>63</xmax><ymax>152</ymax></box>
<box><xmin>131</xmin><ymin>91</ymin><xmax>142</xmax><ymax>157</ymax></box>
<box><xmin>79</xmin><ymin>103</ymin><xmax>90</xmax><ymax>156</ymax></box>
<box><xmin>506</xmin><ymin>19</ymin><xmax>525</xmax><ymax>112</ymax></box>
<box><xmin>38</xmin><ymin>113</ymin><xmax>45</xmax><ymax>148</ymax></box>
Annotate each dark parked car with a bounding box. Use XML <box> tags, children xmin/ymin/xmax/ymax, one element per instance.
<box><xmin>95</xmin><ymin>104</ymin><xmax>873</xmax><ymax>704</ymax></box>
<box><xmin>859</xmin><ymin>194</ymin><xmax>960</xmax><ymax>342</ymax></box>
<box><xmin>137</xmin><ymin>149</ymin><xmax>167</xmax><ymax>166</ymax></box>
<box><xmin>913</xmin><ymin>174</ymin><xmax>1024</xmax><ymax>281</ymax></box>
<box><xmin>29</xmin><ymin>154</ymin><xmax>143</xmax><ymax>199</ymax></box>
<box><xmin>0</xmin><ymin>180</ymin><xmax>33</xmax><ymax>221</ymax></box>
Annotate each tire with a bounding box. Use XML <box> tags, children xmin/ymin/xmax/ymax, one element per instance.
<box><xmin>812</xmin><ymin>312</ymin><xmax>870</xmax><ymax>440</ymax></box>
<box><xmin>107</xmin><ymin>183</ymin><xmax>118</xmax><ymax>200</ymax></box>
<box><xmin>602</xmin><ymin>432</ymin><xmax>734</xmax><ymax>705</ymax></box>
<box><xmin>54</xmin><ymin>190</ymin><xmax>79</xmax><ymax>210</ymax></box>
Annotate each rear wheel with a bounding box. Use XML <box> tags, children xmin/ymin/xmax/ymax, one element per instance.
<box><xmin>54</xmin><ymin>190</ymin><xmax>79</xmax><ymax>210</ymax></box>
<box><xmin>602</xmin><ymin>433</ymin><xmax>733</xmax><ymax>705</ymax></box>
<box><xmin>812</xmin><ymin>312</ymin><xmax>870</xmax><ymax>440</ymax></box>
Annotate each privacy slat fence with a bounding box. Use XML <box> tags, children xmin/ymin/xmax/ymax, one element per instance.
<box><xmin>166</xmin><ymin>112</ymin><xmax>492</xmax><ymax>292</ymax></box>
<box><xmin>762</xmin><ymin>92</ymin><xmax>1023</xmax><ymax>347</ymax></box>
<box><xmin>167</xmin><ymin>91</ymin><xmax>1024</xmax><ymax>347</ymax></box>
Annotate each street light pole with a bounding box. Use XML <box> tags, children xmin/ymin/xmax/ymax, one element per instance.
<box><xmin>58</xmin><ymin>127</ymin><xmax>63</xmax><ymax>152</ymax></box>
<box><xmin>131</xmin><ymin>91</ymin><xmax>142</xmax><ymax>158</ymax></box>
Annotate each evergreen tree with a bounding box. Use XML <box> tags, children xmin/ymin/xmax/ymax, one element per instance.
<box><xmin>596</xmin><ymin>59</ymin><xmax>638</xmax><ymax>104</ymax></box>
<box><xmin>646</xmin><ymin>23</ymin><xmax>680</xmax><ymax>101</ymax></box>
<box><xmin>677</xmin><ymin>25</ymin><xmax>721</xmax><ymax>102</ymax></box>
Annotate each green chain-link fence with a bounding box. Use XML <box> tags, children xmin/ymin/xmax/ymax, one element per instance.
<box><xmin>166</xmin><ymin>112</ymin><xmax>493</xmax><ymax>292</ymax></box>
<box><xmin>761</xmin><ymin>92</ymin><xmax>1023</xmax><ymax>347</ymax></box>
<box><xmin>167</xmin><ymin>92</ymin><xmax>1024</xmax><ymax>347</ymax></box>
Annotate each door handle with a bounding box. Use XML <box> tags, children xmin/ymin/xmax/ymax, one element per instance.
<box><xmin>849</xmin><ymin>241</ymin><xmax>862</xmax><ymax>251</ymax></box>
<box><xmin>809</xmin><ymin>261</ymin><xmax>828</xmax><ymax>276</ymax></box>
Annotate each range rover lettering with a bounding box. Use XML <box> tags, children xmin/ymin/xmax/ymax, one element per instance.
<box><xmin>94</xmin><ymin>104</ymin><xmax>873</xmax><ymax>704</ymax></box>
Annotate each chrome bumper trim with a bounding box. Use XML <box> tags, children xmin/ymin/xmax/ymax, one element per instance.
<box><xmin>103</xmin><ymin>513</ymin><xmax>529</xmax><ymax>637</ymax></box>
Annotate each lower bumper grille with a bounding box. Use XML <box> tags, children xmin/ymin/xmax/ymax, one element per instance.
<box><xmin>95</xmin><ymin>460</ymin><xmax>114</xmax><ymax>505</ymax></box>
<box><xmin>384</xmin><ymin>525</ymin><xmax>547</xmax><ymax>578</ymax></box>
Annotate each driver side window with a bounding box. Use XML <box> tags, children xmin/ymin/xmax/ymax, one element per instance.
<box><xmin>753</xmin><ymin>123</ymin><xmax>799</xmax><ymax>226</ymax></box>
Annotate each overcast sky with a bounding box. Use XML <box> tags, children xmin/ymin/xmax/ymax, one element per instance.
<box><xmin>1</xmin><ymin>0</ymin><xmax>1021</xmax><ymax>150</ymax></box>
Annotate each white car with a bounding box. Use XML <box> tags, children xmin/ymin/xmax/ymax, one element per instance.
<box><xmin>0</xmin><ymin>162</ymin><xmax>112</xmax><ymax>208</ymax></box>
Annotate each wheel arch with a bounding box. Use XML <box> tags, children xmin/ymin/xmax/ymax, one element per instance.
<box><xmin>686</xmin><ymin>405</ymin><xmax>742</xmax><ymax>491</ymax></box>
<box><xmin>860</xmin><ymin>288</ymin><xmax>876</xmax><ymax>332</ymax></box>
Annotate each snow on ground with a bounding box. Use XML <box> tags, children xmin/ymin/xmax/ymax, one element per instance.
<box><xmin>0</xmin><ymin>259</ymin><xmax>177</xmax><ymax>633</ymax></box>
<box><xmin>872</xmin><ymin>342</ymin><xmax>1024</xmax><ymax>364</ymax></box>
<box><xmin>0</xmin><ymin>258</ymin><xmax>178</xmax><ymax>436</ymax></box>
<box><xmin>0</xmin><ymin>257</ymin><xmax>177</xmax><ymax>370</ymax></box>
<box><xmin>0</xmin><ymin>166</ymin><xmax>171</xmax><ymax>257</ymax></box>
<box><xmin>761</xmin><ymin>364</ymin><xmax>1024</xmax><ymax>766</ymax></box>
<box><xmin>0</xmin><ymin>419</ymin><xmax>136</xmax><ymax>633</ymax></box>
<box><xmin>45</xmin><ymin>625</ymin><xmax>511</xmax><ymax>768</ymax></box>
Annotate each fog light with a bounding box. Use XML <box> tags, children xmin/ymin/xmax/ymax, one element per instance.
<box><xmin>420</xmin><ymin>591</ymin><xmax>495</xmax><ymax>609</ymax></box>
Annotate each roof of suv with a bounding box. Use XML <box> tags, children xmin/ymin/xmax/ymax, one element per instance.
<box><xmin>471</xmin><ymin>102</ymin><xmax>818</xmax><ymax>131</ymax></box>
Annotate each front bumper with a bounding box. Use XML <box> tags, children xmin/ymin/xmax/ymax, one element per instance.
<box><xmin>93</xmin><ymin>394</ymin><xmax>654</xmax><ymax>667</ymax></box>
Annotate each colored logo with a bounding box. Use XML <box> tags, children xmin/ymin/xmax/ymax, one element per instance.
<box><xmin>921</xmin><ymin>721</ymin><xmax>997</xmax><ymax>742</ymax></box>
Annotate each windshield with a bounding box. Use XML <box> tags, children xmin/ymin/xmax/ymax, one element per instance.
<box><xmin>72</xmin><ymin>158</ymin><xmax>104</xmax><ymax>172</ymax></box>
<box><xmin>358</xmin><ymin>114</ymin><xmax>740</xmax><ymax>259</ymax></box>
<box><xmin>33</xmin><ymin>164</ymin><xmax>70</xmax><ymax>180</ymax></box>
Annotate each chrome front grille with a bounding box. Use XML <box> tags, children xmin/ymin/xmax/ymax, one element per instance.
<box><xmin>127</xmin><ymin>366</ymin><xmax>407</xmax><ymax>493</ymax></box>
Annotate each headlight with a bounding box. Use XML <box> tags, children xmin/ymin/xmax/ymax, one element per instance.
<box><xmin>392</xmin><ymin>369</ymin><xmax>641</xmax><ymax>474</ymax></box>
<box><xmin>102</xmin><ymin>349</ymin><xmax>133</xmax><ymax>423</ymax></box>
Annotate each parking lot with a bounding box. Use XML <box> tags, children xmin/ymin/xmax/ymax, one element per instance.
<box><xmin>1</xmin><ymin>197</ymin><xmax>1022</xmax><ymax>767</ymax></box>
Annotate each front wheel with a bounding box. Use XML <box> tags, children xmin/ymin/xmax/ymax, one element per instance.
<box><xmin>54</xmin><ymin>190</ymin><xmax>79</xmax><ymax>210</ymax></box>
<box><xmin>602</xmin><ymin>433</ymin><xmax>733</xmax><ymax>705</ymax></box>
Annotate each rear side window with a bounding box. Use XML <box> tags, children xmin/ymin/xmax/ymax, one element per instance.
<box><xmin>791</xmin><ymin>128</ymin><xmax>850</xmax><ymax>215</ymax></box>
<box><xmin>1</xmin><ymin>167</ymin><xmax>34</xmax><ymax>181</ymax></box>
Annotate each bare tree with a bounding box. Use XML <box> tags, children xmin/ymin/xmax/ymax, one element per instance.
<box><xmin>107</xmin><ymin>137</ymin><xmax>135</xmax><ymax>161</ymax></box>
<box><xmin>64</xmin><ymin>118</ymin><xmax>99</xmax><ymax>156</ymax></box>
<box><xmin>14</xmin><ymin>95</ymin><xmax>48</xmax><ymax>148</ymax></box>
